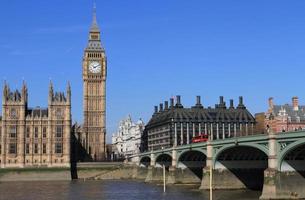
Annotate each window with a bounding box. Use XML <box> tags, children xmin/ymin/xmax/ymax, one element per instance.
<box><xmin>9</xmin><ymin>126</ymin><xmax>17</xmax><ymax>138</ymax></box>
<box><xmin>55</xmin><ymin>143</ymin><xmax>62</xmax><ymax>154</ymax></box>
<box><xmin>56</xmin><ymin>126</ymin><xmax>63</xmax><ymax>138</ymax></box>
<box><xmin>34</xmin><ymin>144</ymin><xmax>38</xmax><ymax>154</ymax></box>
<box><xmin>43</xmin><ymin>144</ymin><xmax>46</xmax><ymax>154</ymax></box>
<box><xmin>34</xmin><ymin>127</ymin><xmax>39</xmax><ymax>138</ymax></box>
<box><xmin>26</xmin><ymin>144</ymin><xmax>30</xmax><ymax>154</ymax></box>
<box><xmin>10</xmin><ymin>108</ymin><xmax>17</xmax><ymax>118</ymax></box>
<box><xmin>56</xmin><ymin>108</ymin><xmax>63</xmax><ymax>118</ymax></box>
<box><xmin>43</xmin><ymin>127</ymin><xmax>47</xmax><ymax>138</ymax></box>
<box><xmin>26</xmin><ymin>127</ymin><xmax>30</xmax><ymax>138</ymax></box>
<box><xmin>9</xmin><ymin>143</ymin><xmax>16</xmax><ymax>154</ymax></box>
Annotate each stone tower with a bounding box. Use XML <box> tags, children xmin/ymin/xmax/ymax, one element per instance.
<box><xmin>1</xmin><ymin>81</ymin><xmax>27</xmax><ymax>167</ymax></box>
<box><xmin>0</xmin><ymin>81</ymin><xmax>71</xmax><ymax>168</ymax></box>
<box><xmin>82</xmin><ymin>5</ymin><xmax>107</xmax><ymax>161</ymax></box>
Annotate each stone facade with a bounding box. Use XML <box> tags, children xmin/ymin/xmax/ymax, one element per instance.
<box><xmin>141</xmin><ymin>95</ymin><xmax>256</xmax><ymax>152</ymax></box>
<box><xmin>0</xmin><ymin>82</ymin><xmax>71</xmax><ymax>168</ymax></box>
<box><xmin>82</xmin><ymin>6</ymin><xmax>107</xmax><ymax>161</ymax></box>
<box><xmin>0</xmin><ymin>6</ymin><xmax>108</xmax><ymax>167</ymax></box>
<box><xmin>112</xmin><ymin>116</ymin><xmax>145</xmax><ymax>159</ymax></box>
<box><xmin>265</xmin><ymin>97</ymin><xmax>305</xmax><ymax>133</ymax></box>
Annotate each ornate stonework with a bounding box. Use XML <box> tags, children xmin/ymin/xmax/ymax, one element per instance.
<box><xmin>82</xmin><ymin>6</ymin><xmax>107</xmax><ymax>161</ymax></box>
<box><xmin>0</xmin><ymin>82</ymin><xmax>71</xmax><ymax>168</ymax></box>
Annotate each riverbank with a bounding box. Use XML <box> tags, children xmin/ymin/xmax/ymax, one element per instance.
<box><xmin>0</xmin><ymin>162</ymin><xmax>127</xmax><ymax>182</ymax></box>
<box><xmin>0</xmin><ymin>168</ymin><xmax>71</xmax><ymax>182</ymax></box>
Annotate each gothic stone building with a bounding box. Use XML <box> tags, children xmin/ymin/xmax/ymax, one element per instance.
<box><xmin>0</xmin><ymin>7</ymin><xmax>109</xmax><ymax>166</ymax></box>
<box><xmin>141</xmin><ymin>96</ymin><xmax>255</xmax><ymax>152</ymax></box>
<box><xmin>0</xmin><ymin>82</ymin><xmax>71</xmax><ymax>168</ymax></box>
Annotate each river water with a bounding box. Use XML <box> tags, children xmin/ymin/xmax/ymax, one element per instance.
<box><xmin>0</xmin><ymin>180</ymin><xmax>261</xmax><ymax>200</ymax></box>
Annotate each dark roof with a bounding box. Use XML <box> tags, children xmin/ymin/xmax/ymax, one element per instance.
<box><xmin>26</xmin><ymin>107</ymin><xmax>48</xmax><ymax>118</ymax></box>
<box><xmin>272</xmin><ymin>105</ymin><xmax>305</xmax><ymax>121</ymax></box>
<box><xmin>146</xmin><ymin>105</ymin><xmax>255</xmax><ymax>129</ymax></box>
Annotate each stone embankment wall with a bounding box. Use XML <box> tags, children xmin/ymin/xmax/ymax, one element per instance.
<box><xmin>0</xmin><ymin>162</ymin><xmax>127</xmax><ymax>182</ymax></box>
<box><xmin>0</xmin><ymin>168</ymin><xmax>71</xmax><ymax>182</ymax></box>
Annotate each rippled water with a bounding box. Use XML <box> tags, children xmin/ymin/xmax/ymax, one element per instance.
<box><xmin>0</xmin><ymin>180</ymin><xmax>261</xmax><ymax>200</ymax></box>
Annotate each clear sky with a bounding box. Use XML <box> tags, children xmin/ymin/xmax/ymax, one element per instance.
<box><xmin>1</xmin><ymin>1</ymin><xmax>305</xmax><ymax>143</ymax></box>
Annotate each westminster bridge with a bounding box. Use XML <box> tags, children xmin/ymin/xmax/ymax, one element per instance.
<box><xmin>130</xmin><ymin>130</ymin><xmax>305</xmax><ymax>199</ymax></box>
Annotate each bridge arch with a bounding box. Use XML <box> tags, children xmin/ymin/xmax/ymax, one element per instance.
<box><xmin>213</xmin><ymin>143</ymin><xmax>268</xmax><ymax>164</ymax></box>
<box><xmin>177</xmin><ymin>150</ymin><xmax>207</xmax><ymax>180</ymax></box>
<box><xmin>177</xmin><ymin>149</ymin><xmax>206</xmax><ymax>160</ymax></box>
<box><xmin>279</xmin><ymin>139</ymin><xmax>305</xmax><ymax>173</ymax></box>
<box><xmin>214</xmin><ymin>144</ymin><xmax>268</xmax><ymax>190</ymax></box>
<box><xmin>155</xmin><ymin>153</ymin><xmax>172</xmax><ymax>168</ymax></box>
<box><xmin>139</xmin><ymin>156</ymin><xmax>151</xmax><ymax>167</ymax></box>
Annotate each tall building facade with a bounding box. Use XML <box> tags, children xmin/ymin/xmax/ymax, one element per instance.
<box><xmin>112</xmin><ymin>116</ymin><xmax>145</xmax><ymax>159</ymax></box>
<box><xmin>141</xmin><ymin>96</ymin><xmax>256</xmax><ymax>152</ymax></box>
<box><xmin>0</xmin><ymin>82</ymin><xmax>71</xmax><ymax>168</ymax></box>
<box><xmin>82</xmin><ymin>7</ymin><xmax>107</xmax><ymax>161</ymax></box>
<box><xmin>264</xmin><ymin>97</ymin><xmax>305</xmax><ymax>133</ymax></box>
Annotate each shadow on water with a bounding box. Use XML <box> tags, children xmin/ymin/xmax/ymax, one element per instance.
<box><xmin>284</xmin><ymin>143</ymin><xmax>305</xmax><ymax>178</ymax></box>
<box><xmin>226</xmin><ymin>168</ymin><xmax>265</xmax><ymax>190</ymax></box>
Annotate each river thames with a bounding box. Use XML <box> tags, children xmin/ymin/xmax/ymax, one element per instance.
<box><xmin>0</xmin><ymin>180</ymin><xmax>261</xmax><ymax>200</ymax></box>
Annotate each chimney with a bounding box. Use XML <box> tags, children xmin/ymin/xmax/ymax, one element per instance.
<box><xmin>176</xmin><ymin>95</ymin><xmax>183</xmax><ymax>108</ymax></box>
<box><xmin>159</xmin><ymin>103</ymin><xmax>164</xmax><ymax>112</ymax></box>
<box><xmin>268</xmin><ymin>97</ymin><xmax>274</xmax><ymax>109</ymax></box>
<box><xmin>154</xmin><ymin>106</ymin><xmax>158</xmax><ymax>113</ymax></box>
<box><xmin>220</xmin><ymin>96</ymin><xmax>224</xmax><ymax>104</ymax></box>
<box><xmin>237</xmin><ymin>96</ymin><xmax>245</xmax><ymax>109</ymax></box>
<box><xmin>196</xmin><ymin>96</ymin><xmax>201</xmax><ymax>105</ymax></box>
<box><xmin>176</xmin><ymin>95</ymin><xmax>181</xmax><ymax>105</ymax></box>
<box><xmin>170</xmin><ymin>98</ymin><xmax>174</xmax><ymax>108</ymax></box>
<box><xmin>292</xmin><ymin>97</ymin><xmax>299</xmax><ymax>111</ymax></box>
<box><xmin>239</xmin><ymin>96</ymin><xmax>243</xmax><ymax>105</ymax></box>
<box><xmin>164</xmin><ymin>101</ymin><xmax>169</xmax><ymax>110</ymax></box>
<box><xmin>193</xmin><ymin>96</ymin><xmax>203</xmax><ymax>109</ymax></box>
<box><xmin>218</xmin><ymin>96</ymin><xmax>226</xmax><ymax>109</ymax></box>
<box><xmin>230</xmin><ymin>99</ymin><xmax>234</xmax><ymax>109</ymax></box>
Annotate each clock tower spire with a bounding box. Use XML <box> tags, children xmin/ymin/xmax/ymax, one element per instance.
<box><xmin>82</xmin><ymin>3</ymin><xmax>107</xmax><ymax>161</ymax></box>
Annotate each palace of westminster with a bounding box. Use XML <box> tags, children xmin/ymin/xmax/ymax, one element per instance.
<box><xmin>0</xmin><ymin>7</ymin><xmax>107</xmax><ymax>168</ymax></box>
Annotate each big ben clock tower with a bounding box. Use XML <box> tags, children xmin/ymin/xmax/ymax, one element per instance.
<box><xmin>83</xmin><ymin>5</ymin><xmax>107</xmax><ymax>161</ymax></box>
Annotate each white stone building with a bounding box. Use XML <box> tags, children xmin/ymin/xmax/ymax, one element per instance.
<box><xmin>112</xmin><ymin>115</ymin><xmax>145</xmax><ymax>159</ymax></box>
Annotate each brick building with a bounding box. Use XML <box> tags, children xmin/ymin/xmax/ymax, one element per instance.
<box><xmin>265</xmin><ymin>97</ymin><xmax>305</xmax><ymax>133</ymax></box>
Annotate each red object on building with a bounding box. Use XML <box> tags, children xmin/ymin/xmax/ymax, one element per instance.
<box><xmin>264</xmin><ymin>97</ymin><xmax>305</xmax><ymax>133</ymax></box>
<box><xmin>192</xmin><ymin>134</ymin><xmax>208</xmax><ymax>143</ymax></box>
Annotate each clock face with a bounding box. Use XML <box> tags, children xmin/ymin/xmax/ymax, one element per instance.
<box><xmin>89</xmin><ymin>61</ymin><xmax>101</xmax><ymax>73</ymax></box>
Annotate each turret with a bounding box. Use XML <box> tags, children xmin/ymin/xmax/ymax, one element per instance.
<box><xmin>21</xmin><ymin>81</ymin><xmax>28</xmax><ymax>104</ymax></box>
<box><xmin>48</xmin><ymin>80</ymin><xmax>54</xmax><ymax>104</ymax></box>
<box><xmin>66</xmin><ymin>82</ymin><xmax>71</xmax><ymax>104</ymax></box>
<box><xmin>3</xmin><ymin>81</ymin><xmax>9</xmax><ymax>103</ymax></box>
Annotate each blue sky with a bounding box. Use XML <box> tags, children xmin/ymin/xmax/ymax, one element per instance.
<box><xmin>1</xmin><ymin>1</ymin><xmax>305</xmax><ymax>143</ymax></box>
